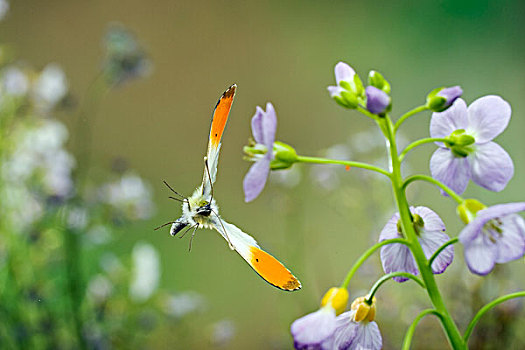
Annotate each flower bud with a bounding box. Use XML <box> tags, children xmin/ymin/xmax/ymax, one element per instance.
<box><xmin>320</xmin><ymin>287</ymin><xmax>349</xmax><ymax>315</ymax></box>
<box><xmin>270</xmin><ymin>141</ymin><xmax>298</xmax><ymax>170</ymax></box>
<box><xmin>366</xmin><ymin>86</ymin><xmax>391</xmax><ymax>115</ymax></box>
<box><xmin>368</xmin><ymin>70</ymin><xmax>391</xmax><ymax>94</ymax></box>
<box><xmin>351</xmin><ymin>296</ymin><xmax>376</xmax><ymax>322</ymax></box>
<box><xmin>426</xmin><ymin>86</ymin><xmax>463</xmax><ymax>112</ymax></box>
<box><xmin>457</xmin><ymin>199</ymin><xmax>487</xmax><ymax>224</ymax></box>
<box><xmin>446</xmin><ymin>129</ymin><xmax>475</xmax><ymax>157</ymax></box>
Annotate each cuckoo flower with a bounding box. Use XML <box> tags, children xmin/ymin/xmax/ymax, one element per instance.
<box><xmin>243</xmin><ymin>103</ymin><xmax>277</xmax><ymax>202</ymax></box>
<box><xmin>430</xmin><ymin>96</ymin><xmax>513</xmax><ymax>195</ymax></box>
<box><xmin>458</xmin><ymin>202</ymin><xmax>525</xmax><ymax>275</ymax></box>
<box><xmin>379</xmin><ymin>207</ymin><xmax>454</xmax><ymax>282</ymax></box>
<box><xmin>329</xmin><ymin>297</ymin><xmax>382</xmax><ymax>350</ymax></box>
<box><xmin>291</xmin><ymin>288</ymin><xmax>348</xmax><ymax>349</ymax></box>
<box><xmin>327</xmin><ymin>62</ymin><xmax>364</xmax><ymax>109</ymax></box>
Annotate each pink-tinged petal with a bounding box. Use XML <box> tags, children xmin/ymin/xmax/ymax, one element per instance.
<box><xmin>418</xmin><ymin>228</ymin><xmax>454</xmax><ymax>274</ymax></box>
<box><xmin>430</xmin><ymin>148</ymin><xmax>470</xmax><ymax>195</ymax></box>
<box><xmin>380</xmin><ymin>243</ymin><xmax>418</xmax><ymax>282</ymax></box>
<box><xmin>459</xmin><ymin>202</ymin><xmax>525</xmax><ymax>244</ymax></box>
<box><xmin>243</xmin><ymin>158</ymin><xmax>271</xmax><ymax>202</ymax></box>
<box><xmin>333</xmin><ymin>311</ymin><xmax>358</xmax><ymax>350</ymax></box>
<box><xmin>251</xmin><ymin>106</ymin><xmax>265</xmax><ymax>144</ymax></box>
<box><xmin>430</xmin><ymin>98</ymin><xmax>468</xmax><ymax>140</ymax></box>
<box><xmin>413</xmin><ymin>206</ymin><xmax>445</xmax><ymax>232</ymax></box>
<box><xmin>466</xmin><ymin>95</ymin><xmax>511</xmax><ymax>143</ymax></box>
<box><xmin>335</xmin><ymin>62</ymin><xmax>355</xmax><ymax>85</ymax></box>
<box><xmin>262</xmin><ymin>102</ymin><xmax>277</xmax><ymax>149</ymax></box>
<box><xmin>469</xmin><ymin>142</ymin><xmax>514</xmax><ymax>192</ymax></box>
<box><xmin>494</xmin><ymin>214</ymin><xmax>525</xmax><ymax>263</ymax></box>
<box><xmin>366</xmin><ymin>86</ymin><xmax>390</xmax><ymax>114</ymax></box>
<box><xmin>328</xmin><ymin>85</ymin><xmax>344</xmax><ymax>98</ymax></box>
<box><xmin>348</xmin><ymin>321</ymin><xmax>382</xmax><ymax>350</ymax></box>
<box><xmin>291</xmin><ymin>307</ymin><xmax>336</xmax><ymax>350</ymax></box>
<box><xmin>463</xmin><ymin>233</ymin><xmax>497</xmax><ymax>275</ymax></box>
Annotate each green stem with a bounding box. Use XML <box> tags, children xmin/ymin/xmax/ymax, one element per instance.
<box><xmin>402</xmin><ymin>309</ymin><xmax>442</xmax><ymax>350</ymax></box>
<box><xmin>403</xmin><ymin>174</ymin><xmax>464</xmax><ymax>204</ymax></box>
<box><xmin>356</xmin><ymin>105</ymin><xmax>380</xmax><ymax>120</ymax></box>
<box><xmin>394</xmin><ymin>105</ymin><xmax>428</xmax><ymax>132</ymax></box>
<box><xmin>428</xmin><ymin>237</ymin><xmax>459</xmax><ymax>269</ymax></box>
<box><xmin>399</xmin><ymin>137</ymin><xmax>449</xmax><ymax>162</ymax></box>
<box><xmin>367</xmin><ymin>272</ymin><xmax>425</xmax><ymax>302</ymax></box>
<box><xmin>463</xmin><ymin>291</ymin><xmax>525</xmax><ymax>343</ymax></box>
<box><xmin>340</xmin><ymin>238</ymin><xmax>409</xmax><ymax>289</ymax></box>
<box><xmin>380</xmin><ymin>116</ymin><xmax>466</xmax><ymax>349</ymax></box>
<box><xmin>297</xmin><ymin>155</ymin><xmax>391</xmax><ymax>178</ymax></box>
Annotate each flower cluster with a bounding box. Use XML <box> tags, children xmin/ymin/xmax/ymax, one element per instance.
<box><xmin>240</xmin><ymin>61</ymin><xmax>524</xmax><ymax>348</ymax></box>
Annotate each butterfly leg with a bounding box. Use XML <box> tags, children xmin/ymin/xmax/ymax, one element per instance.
<box><xmin>210</xmin><ymin>209</ymin><xmax>234</xmax><ymax>250</ymax></box>
<box><xmin>188</xmin><ymin>224</ymin><xmax>199</xmax><ymax>252</ymax></box>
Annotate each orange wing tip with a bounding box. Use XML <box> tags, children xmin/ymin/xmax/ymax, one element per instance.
<box><xmin>249</xmin><ymin>247</ymin><xmax>302</xmax><ymax>292</ymax></box>
<box><xmin>223</xmin><ymin>84</ymin><xmax>237</xmax><ymax>98</ymax></box>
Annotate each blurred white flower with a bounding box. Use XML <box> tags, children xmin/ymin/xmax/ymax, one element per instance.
<box><xmin>87</xmin><ymin>274</ymin><xmax>113</xmax><ymax>303</ymax></box>
<box><xmin>349</xmin><ymin>129</ymin><xmax>385</xmax><ymax>154</ymax></box>
<box><xmin>2</xmin><ymin>185</ymin><xmax>43</xmax><ymax>230</ymax></box>
<box><xmin>2</xmin><ymin>66</ymin><xmax>29</xmax><ymax>96</ymax></box>
<box><xmin>129</xmin><ymin>242</ymin><xmax>160</xmax><ymax>302</ymax></box>
<box><xmin>87</xmin><ymin>225</ymin><xmax>112</xmax><ymax>245</ymax></box>
<box><xmin>165</xmin><ymin>291</ymin><xmax>207</xmax><ymax>318</ymax></box>
<box><xmin>33</xmin><ymin>63</ymin><xmax>68</xmax><ymax>111</ymax></box>
<box><xmin>3</xmin><ymin>119</ymin><xmax>75</xmax><ymax>198</ymax></box>
<box><xmin>211</xmin><ymin>319</ymin><xmax>236</xmax><ymax>347</ymax></box>
<box><xmin>100</xmin><ymin>252</ymin><xmax>124</xmax><ymax>276</ymax></box>
<box><xmin>0</xmin><ymin>0</ymin><xmax>8</xmax><ymax>21</ymax></box>
<box><xmin>100</xmin><ymin>173</ymin><xmax>155</xmax><ymax>220</ymax></box>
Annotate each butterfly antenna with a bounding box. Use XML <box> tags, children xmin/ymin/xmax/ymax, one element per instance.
<box><xmin>154</xmin><ymin>221</ymin><xmax>176</xmax><ymax>231</ymax></box>
<box><xmin>211</xmin><ymin>209</ymin><xmax>234</xmax><ymax>250</ymax></box>
<box><xmin>203</xmin><ymin>157</ymin><xmax>214</xmax><ymax>200</ymax></box>
<box><xmin>168</xmin><ymin>196</ymin><xmax>186</xmax><ymax>203</ymax></box>
<box><xmin>163</xmin><ymin>180</ymin><xmax>185</xmax><ymax>199</ymax></box>
<box><xmin>188</xmin><ymin>224</ymin><xmax>199</xmax><ymax>252</ymax></box>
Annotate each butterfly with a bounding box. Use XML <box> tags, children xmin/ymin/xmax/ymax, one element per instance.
<box><xmin>158</xmin><ymin>84</ymin><xmax>301</xmax><ymax>292</ymax></box>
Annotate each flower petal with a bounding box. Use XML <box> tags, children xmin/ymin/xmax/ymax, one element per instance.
<box><xmin>463</xmin><ymin>233</ymin><xmax>497</xmax><ymax>275</ymax></box>
<box><xmin>469</xmin><ymin>142</ymin><xmax>514</xmax><ymax>192</ymax></box>
<box><xmin>333</xmin><ymin>311</ymin><xmax>358</xmax><ymax>350</ymax></box>
<box><xmin>430</xmin><ymin>98</ymin><xmax>468</xmax><ymax>140</ymax></box>
<box><xmin>335</xmin><ymin>62</ymin><xmax>355</xmax><ymax>85</ymax></box>
<box><xmin>243</xmin><ymin>158</ymin><xmax>271</xmax><ymax>202</ymax></box>
<box><xmin>365</xmin><ymin>86</ymin><xmax>390</xmax><ymax>114</ymax></box>
<box><xmin>466</xmin><ymin>95</ymin><xmax>511</xmax><ymax>143</ymax></box>
<box><xmin>494</xmin><ymin>214</ymin><xmax>525</xmax><ymax>263</ymax></box>
<box><xmin>251</xmin><ymin>106</ymin><xmax>265</xmax><ymax>144</ymax></box>
<box><xmin>349</xmin><ymin>321</ymin><xmax>382</xmax><ymax>350</ymax></box>
<box><xmin>430</xmin><ymin>148</ymin><xmax>471</xmax><ymax>195</ymax></box>
<box><xmin>378</xmin><ymin>212</ymin><xmax>400</xmax><ymax>241</ymax></box>
<box><xmin>413</xmin><ymin>206</ymin><xmax>445</xmax><ymax>233</ymax></box>
<box><xmin>418</xmin><ymin>228</ymin><xmax>454</xmax><ymax>274</ymax></box>
<box><xmin>291</xmin><ymin>307</ymin><xmax>336</xmax><ymax>349</ymax></box>
<box><xmin>380</xmin><ymin>243</ymin><xmax>418</xmax><ymax>282</ymax></box>
<box><xmin>328</xmin><ymin>85</ymin><xmax>344</xmax><ymax>98</ymax></box>
<box><xmin>262</xmin><ymin>102</ymin><xmax>277</xmax><ymax>149</ymax></box>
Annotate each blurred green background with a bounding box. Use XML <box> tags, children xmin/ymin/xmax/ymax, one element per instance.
<box><xmin>1</xmin><ymin>0</ymin><xmax>524</xmax><ymax>349</ymax></box>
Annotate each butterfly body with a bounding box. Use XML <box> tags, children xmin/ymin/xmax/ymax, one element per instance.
<box><xmin>162</xmin><ymin>84</ymin><xmax>301</xmax><ymax>291</ymax></box>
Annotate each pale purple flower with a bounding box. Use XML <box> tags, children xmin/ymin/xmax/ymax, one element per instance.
<box><xmin>436</xmin><ymin>86</ymin><xmax>462</xmax><ymax>110</ymax></box>
<box><xmin>365</xmin><ymin>86</ymin><xmax>390</xmax><ymax>114</ymax></box>
<box><xmin>430</xmin><ymin>96</ymin><xmax>513</xmax><ymax>195</ymax></box>
<box><xmin>327</xmin><ymin>62</ymin><xmax>356</xmax><ymax>98</ymax></box>
<box><xmin>331</xmin><ymin>310</ymin><xmax>382</xmax><ymax>350</ymax></box>
<box><xmin>291</xmin><ymin>306</ymin><xmax>336</xmax><ymax>350</ymax></box>
<box><xmin>459</xmin><ymin>202</ymin><xmax>525</xmax><ymax>275</ymax></box>
<box><xmin>380</xmin><ymin>206</ymin><xmax>454</xmax><ymax>282</ymax></box>
<box><xmin>243</xmin><ymin>102</ymin><xmax>277</xmax><ymax>202</ymax></box>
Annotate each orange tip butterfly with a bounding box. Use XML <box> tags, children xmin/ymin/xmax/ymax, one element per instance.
<box><xmin>158</xmin><ymin>84</ymin><xmax>301</xmax><ymax>292</ymax></box>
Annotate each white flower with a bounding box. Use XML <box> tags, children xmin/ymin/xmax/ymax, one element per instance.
<box><xmin>0</xmin><ymin>0</ymin><xmax>9</xmax><ymax>21</ymax></box>
<box><xmin>2</xmin><ymin>66</ymin><xmax>29</xmax><ymax>96</ymax></box>
<box><xmin>33</xmin><ymin>63</ymin><xmax>68</xmax><ymax>110</ymax></box>
<box><xmin>165</xmin><ymin>291</ymin><xmax>207</xmax><ymax>318</ymax></box>
<box><xmin>129</xmin><ymin>242</ymin><xmax>160</xmax><ymax>302</ymax></box>
<box><xmin>211</xmin><ymin>319</ymin><xmax>236</xmax><ymax>347</ymax></box>
<box><xmin>101</xmin><ymin>173</ymin><xmax>155</xmax><ymax>219</ymax></box>
<box><xmin>87</xmin><ymin>274</ymin><xmax>113</xmax><ymax>303</ymax></box>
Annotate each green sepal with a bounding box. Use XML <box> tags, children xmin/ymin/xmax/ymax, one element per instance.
<box><xmin>457</xmin><ymin>199</ymin><xmax>487</xmax><ymax>224</ymax></box>
<box><xmin>271</xmin><ymin>141</ymin><xmax>298</xmax><ymax>170</ymax></box>
<box><xmin>368</xmin><ymin>70</ymin><xmax>391</xmax><ymax>94</ymax></box>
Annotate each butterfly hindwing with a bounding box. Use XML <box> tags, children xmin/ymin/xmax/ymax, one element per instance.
<box><xmin>213</xmin><ymin>220</ymin><xmax>301</xmax><ymax>291</ymax></box>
